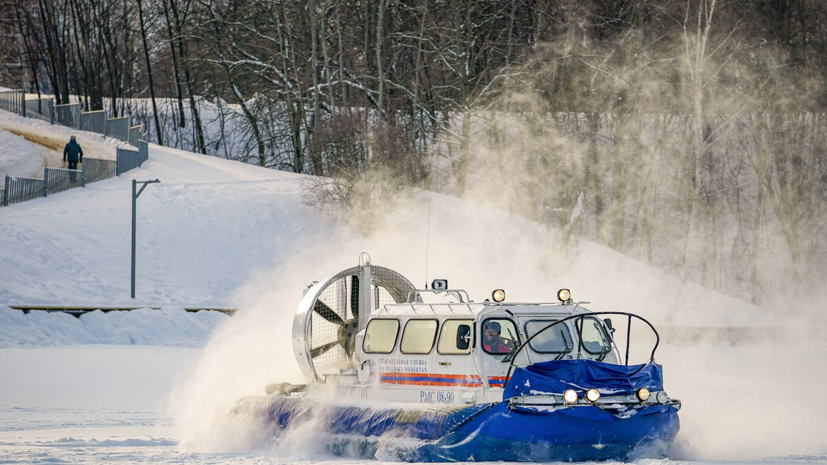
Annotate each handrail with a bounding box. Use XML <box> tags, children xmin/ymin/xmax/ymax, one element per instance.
<box><xmin>502</xmin><ymin>311</ymin><xmax>660</xmax><ymax>390</ymax></box>
<box><xmin>406</xmin><ymin>289</ymin><xmax>470</xmax><ymax>304</ymax></box>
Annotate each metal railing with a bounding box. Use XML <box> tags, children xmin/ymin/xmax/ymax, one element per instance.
<box><xmin>1</xmin><ymin>151</ymin><xmax>149</xmax><ymax>208</ymax></box>
<box><xmin>0</xmin><ymin>90</ymin><xmax>151</xmax><ymax>208</ymax></box>
<box><xmin>0</xmin><ymin>90</ymin><xmax>25</xmax><ymax>115</ymax></box>
<box><xmin>84</xmin><ymin>158</ymin><xmax>117</xmax><ymax>183</ymax></box>
<box><xmin>128</xmin><ymin>125</ymin><xmax>144</xmax><ymax>146</ymax></box>
<box><xmin>106</xmin><ymin>117</ymin><xmax>130</xmax><ymax>141</ymax></box>
<box><xmin>1</xmin><ymin>91</ymin><xmax>147</xmax><ymax>150</ymax></box>
<box><xmin>2</xmin><ymin>175</ymin><xmax>45</xmax><ymax>206</ymax></box>
<box><xmin>116</xmin><ymin>148</ymin><xmax>141</xmax><ymax>175</ymax></box>
<box><xmin>45</xmin><ymin>167</ymin><xmax>85</xmax><ymax>194</ymax></box>
<box><xmin>80</xmin><ymin>110</ymin><xmax>106</xmax><ymax>133</ymax></box>
<box><xmin>25</xmin><ymin>98</ymin><xmax>53</xmax><ymax>123</ymax></box>
<box><xmin>55</xmin><ymin>103</ymin><xmax>81</xmax><ymax>128</ymax></box>
<box><xmin>138</xmin><ymin>140</ymin><xmax>149</xmax><ymax>165</ymax></box>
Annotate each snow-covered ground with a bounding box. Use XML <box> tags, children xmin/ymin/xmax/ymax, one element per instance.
<box><xmin>0</xmin><ymin>129</ymin><xmax>61</xmax><ymax>178</ymax></box>
<box><xmin>1</xmin><ymin>106</ymin><xmax>825</xmax><ymax>463</ymax></box>
<box><xmin>0</xmin><ymin>305</ymin><xmax>227</xmax><ymax>348</ymax></box>
<box><xmin>0</xmin><ymin>342</ymin><xmax>825</xmax><ymax>464</ymax></box>
<box><xmin>0</xmin><ymin>109</ymin><xmax>129</xmax><ymax>163</ymax></box>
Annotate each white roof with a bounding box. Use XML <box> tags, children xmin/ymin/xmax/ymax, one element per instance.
<box><xmin>373</xmin><ymin>301</ymin><xmax>587</xmax><ymax>318</ymax></box>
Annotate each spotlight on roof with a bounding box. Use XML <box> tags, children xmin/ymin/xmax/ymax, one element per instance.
<box><xmin>557</xmin><ymin>288</ymin><xmax>572</xmax><ymax>304</ymax></box>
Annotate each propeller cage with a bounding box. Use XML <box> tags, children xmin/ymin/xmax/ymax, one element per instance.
<box><xmin>292</xmin><ymin>265</ymin><xmax>415</xmax><ymax>382</ymax></box>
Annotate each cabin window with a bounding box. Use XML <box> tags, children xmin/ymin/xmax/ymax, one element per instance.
<box><xmin>576</xmin><ymin>317</ymin><xmax>611</xmax><ymax>354</ymax></box>
<box><xmin>481</xmin><ymin>318</ymin><xmax>520</xmax><ymax>354</ymax></box>
<box><xmin>363</xmin><ymin>319</ymin><xmax>400</xmax><ymax>354</ymax></box>
<box><xmin>437</xmin><ymin>319</ymin><xmax>474</xmax><ymax>355</ymax></box>
<box><xmin>525</xmin><ymin>320</ymin><xmax>574</xmax><ymax>353</ymax></box>
<box><xmin>400</xmin><ymin>319</ymin><xmax>438</xmax><ymax>354</ymax></box>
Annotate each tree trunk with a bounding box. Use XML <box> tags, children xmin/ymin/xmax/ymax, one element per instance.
<box><xmin>456</xmin><ymin>110</ymin><xmax>471</xmax><ymax>197</ymax></box>
<box><xmin>585</xmin><ymin>112</ymin><xmax>604</xmax><ymax>241</ymax></box>
<box><xmin>161</xmin><ymin>0</ymin><xmax>186</xmax><ymax>129</ymax></box>
<box><xmin>276</xmin><ymin>2</ymin><xmax>303</xmax><ymax>173</ymax></box>
<box><xmin>608</xmin><ymin>113</ymin><xmax>626</xmax><ymax>251</ymax></box>
<box><xmin>681</xmin><ymin>0</ymin><xmax>716</xmax><ymax>277</ymax></box>
<box><xmin>168</xmin><ymin>0</ymin><xmax>206</xmax><ymax>154</ymax></box>
<box><xmin>137</xmin><ymin>0</ymin><xmax>164</xmax><ymax>145</ymax></box>
<box><xmin>375</xmin><ymin>0</ymin><xmax>386</xmax><ymax>115</ymax></box>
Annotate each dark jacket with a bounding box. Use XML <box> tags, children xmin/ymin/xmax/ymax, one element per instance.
<box><xmin>63</xmin><ymin>140</ymin><xmax>83</xmax><ymax>164</ymax></box>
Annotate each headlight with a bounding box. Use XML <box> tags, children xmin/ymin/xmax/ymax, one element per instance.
<box><xmin>563</xmin><ymin>389</ymin><xmax>578</xmax><ymax>404</ymax></box>
<box><xmin>636</xmin><ymin>388</ymin><xmax>650</xmax><ymax>402</ymax></box>
<box><xmin>656</xmin><ymin>391</ymin><xmax>668</xmax><ymax>404</ymax></box>
<box><xmin>557</xmin><ymin>288</ymin><xmax>571</xmax><ymax>302</ymax></box>
<box><xmin>492</xmin><ymin>289</ymin><xmax>505</xmax><ymax>302</ymax></box>
<box><xmin>586</xmin><ymin>388</ymin><xmax>600</xmax><ymax>402</ymax></box>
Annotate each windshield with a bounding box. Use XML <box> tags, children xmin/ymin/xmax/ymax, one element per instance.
<box><xmin>576</xmin><ymin>317</ymin><xmax>611</xmax><ymax>354</ymax></box>
<box><xmin>524</xmin><ymin>320</ymin><xmax>573</xmax><ymax>353</ymax></box>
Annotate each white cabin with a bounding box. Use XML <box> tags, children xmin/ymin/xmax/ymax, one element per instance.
<box><xmin>292</xmin><ymin>262</ymin><xmax>621</xmax><ymax>405</ymax></box>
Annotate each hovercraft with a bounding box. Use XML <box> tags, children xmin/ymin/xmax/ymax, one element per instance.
<box><xmin>232</xmin><ymin>254</ymin><xmax>680</xmax><ymax>461</ymax></box>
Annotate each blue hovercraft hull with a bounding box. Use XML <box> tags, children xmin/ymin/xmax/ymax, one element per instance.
<box><xmin>233</xmin><ymin>360</ymin><xmax>680</xmax><ymax>461</ymax></box>
<box><xmin>233</xmin><ymin>395</ymin><xmax>679</xmax><ymax>461</ymax></box>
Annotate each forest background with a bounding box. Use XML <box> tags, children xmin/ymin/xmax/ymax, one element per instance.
<box><xmin>1</xmin><ymin>0</ymin><xmax>825</xmax><ymax>315</ymax></box>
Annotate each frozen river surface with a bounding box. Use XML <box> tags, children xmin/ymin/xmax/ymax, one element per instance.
<box><xmin>1</xmin><ymin>344</ymin><xmax>825</xmax><ymax>465</ymax></box>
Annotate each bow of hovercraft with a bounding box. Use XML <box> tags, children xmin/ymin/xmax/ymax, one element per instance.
<box><xmin>416</xmin><ymin>359</ymin><xmax>681</xmax><ymax>462</ymax></box>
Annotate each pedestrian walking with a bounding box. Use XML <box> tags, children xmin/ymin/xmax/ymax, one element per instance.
<box><xmin>63</xmin><ymin>135</ymin><xmax>83</xmax><ymax>181</ymax></box>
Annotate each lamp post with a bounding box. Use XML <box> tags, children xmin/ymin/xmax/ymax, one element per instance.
<box><xmin>132</xmin><ymin>179</ymin><xmax>160</xmax><ymax>298</ymax></box>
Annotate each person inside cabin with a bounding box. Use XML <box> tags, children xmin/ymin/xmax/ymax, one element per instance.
<box><xmin>482</xmin><ymin>321</ymin><xmax>514</xmax><ymax>354</ymax></box>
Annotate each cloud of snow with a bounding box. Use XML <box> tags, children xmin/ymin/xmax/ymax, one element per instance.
<box><xmin>167</xmin><ymin>177</ymin><xmax>827</xmax><ymax>459</ymax></box>
<box><xmin>663</xmin><ymin>337</ymin><xmax>827</xmax><ymax>460</ymax></box>
<box><xmin>151</xmin><ymin>90</ymin><xmax>824</xmax><ymax>458</ymax></box>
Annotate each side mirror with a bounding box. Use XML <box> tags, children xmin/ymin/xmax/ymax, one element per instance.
<box><xmin>604</xmin><ymin>318</ymin><xmax>616</xmax><ymax>339</ymax></box>
<box><xmin>456</xmin><ymin>325</ymin><xmax>471</xmax><ymax>350</ymax></box>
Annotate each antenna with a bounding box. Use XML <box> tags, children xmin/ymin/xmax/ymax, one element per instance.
<box><xmin>424</xmin><ymin>206</ymin><xmax>431</xmax><ymax>289</ymax></box>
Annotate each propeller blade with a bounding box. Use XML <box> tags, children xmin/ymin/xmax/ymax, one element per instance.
<box><xmin>310</xmin><ymin>340</ymin><xmax>341</xmax><ymax>358</ymax></box>
<box><xmin>313</xmin><ymin>300</ymin><xmax>345</xmax><ymax>326</ymax></box>
<box><xmin>350</xmin><ymin>275</ymin><xmax>360</xmax><ymax>323</ymax></box>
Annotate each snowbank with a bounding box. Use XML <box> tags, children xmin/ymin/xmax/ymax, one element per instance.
<box><xmin>0</xmin><ymin>305</ymin><xmax>228</xmax><ymax>347</ymax></box>
<box><xmin>0</xmin><ymin>129</ymin><xmax>60</xmax><ymax>178</ymax></box>
<box><xmin>0</xmin><ymin>108</ymin><xmax>129</xmax><ymax>161</ymax></box>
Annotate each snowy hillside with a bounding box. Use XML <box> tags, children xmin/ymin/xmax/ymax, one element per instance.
<box><xmin>0</xmin><ymin>105</ymin><xmax>777</xmax><ymax>327</ymax></box>
<box><xmin>0</xmin><ymin>129</ymin><xmax>59</xmax><ymax>178</ymax></box>
<box><xmin>0</xmin><ymin>111</ymin><xmax>129</xmax><ymax>161</ymax></box>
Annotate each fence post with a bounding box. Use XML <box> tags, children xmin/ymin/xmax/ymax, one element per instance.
<box><xmin>82</xmin><ymin>162</ymin><xmax>87</xmax><ymax>187</ymax></box>
<box><xmin>50</xmin><ymin>99</ymin><xmax>55</xmax><ymax>125</ymax></box>
<box><xmin>20</xmin><ymin>92</ymin><xmax>26</xmax><ymax>118</ymax></box>
<box><xmin>43</xmin><ymin>167</ymin><xmax>48</xmax><ymax>198</ymax></box>
<box><xmin>2</xmin><ymin>175</ymin><xmax>8</xmax><ymax>206</ymax></box>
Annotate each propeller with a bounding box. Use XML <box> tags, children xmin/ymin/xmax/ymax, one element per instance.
<box><xmin>310</xmin><ymin>340</ymin><xmax>340</xmax><ymax>358</ymax></box>
<box><xmin>313</xmin><ymin>299</ymin><xmax>345</xmax><ymax>326</ymax></box>
<box><xmin>310</xmin><ymin>276</ymin><xmax>363</xmax><ymax>359</ymax></box>
<box><xmin>350</xmin><ymin>275</ymin><xmax>359</xmax><ymax>325</ymax></box>
<box><xmin>299</xmin><ymin>264</ymin><xmax>416</xmax><ymax>380</ymax></box>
